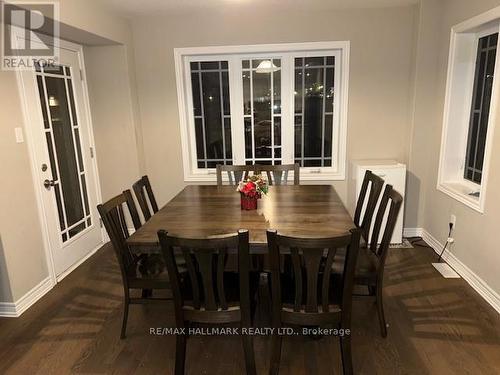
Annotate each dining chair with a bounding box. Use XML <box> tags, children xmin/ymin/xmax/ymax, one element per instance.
<box><xmin>333</xmin><ymin>185</ymin><xmax>403</xmax><ymax>338</ymax></box>
<box><xmin>132</xmin><ymin>175</ymin><xmax>159</xmax><ymax>221</ymax></box>
<box><xmin>354</xmin><ymin>170</ymin><xmax>384</xmax><ymax>244</ymax></box>
<box><xmin>216</xmin><ymin>164</ymin><xmax>261</xmax><ymax>186</ymax></box>
<box><xmin>266</xmin><ymin>228</ymin><xmax>361</xmax><ymax>375</ymax></box>
<box><xmin>158</xmin><ymin>229</ymin><xmax>257</xmax><ymax>375</ymax></box>
<box><xmin>97</xmin><ymin>190</ymin><xmax>171</xmax><ymax>339</ymax></box>
<box><xmin>257</xmin><ymin>163</ymin><xmax>300</xmax><ymax>185</ymax></box>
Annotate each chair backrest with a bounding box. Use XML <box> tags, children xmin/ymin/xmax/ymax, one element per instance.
<box><xmin>132</xmin><ymin>175</ymin><xmax>159</xmax><ymax>221</ymax></box>
<box><xmin>266</xmin><ymin>229</ymin><xmax>361</xmax><ymax>327</ymax></box>
<box><xmin>158</xmin><ymin>230</ymin><xmax>252</xmax><ymax>326</ymax></box>
<box><xmin>216</xmin><ymin>164</ymin><xmax>261</xmax><ymax>186</ymax></box>
<box><xmin>368</xmin><ymin>185</ymin><xmax>403</xmax><ymax>274</ymax></box>
<box><xmin>354</xmin><ymin>170</ymin><xmax>384</xmax><ymax>242</ymax></box>
<box><xmin>258</xmin><ymin>164</ymin><xmax>300</xmax><ymax>185</ymax></box>
<box><xmin>97</xmin><ymin>190</ymin><xmax>141</xmax><ymax>284</ymax></box>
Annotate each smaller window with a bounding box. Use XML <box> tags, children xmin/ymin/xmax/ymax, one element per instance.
<box><xmin>437</xmin><ymin>16</ymin><xmax>500</xmax><ymax>213</ymax></box>
<box><xmin>294</xmin><ymin>56</ymin><xmax>335</xmax><ymax>167</ymax></box>
<box><xmin>189</xmin><ymin>61</ymin><xmax>232</xmax><ymax>169</ymax></box>
<box><xmin>464</xmin><ymin>32</ymin><xmax>498</xmax><ymax>184</ymax></box>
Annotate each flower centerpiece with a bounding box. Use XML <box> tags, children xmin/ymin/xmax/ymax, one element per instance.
<box><xmin>237</xmin><ymin>174</ymin><xmax>269</xmax><ymax>210</ymax></box>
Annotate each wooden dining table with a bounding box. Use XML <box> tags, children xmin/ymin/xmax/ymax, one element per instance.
<box><xmin>126</xmin><ymin>185</ymin><xmax>355</xmax><ymax>253</ymax></box>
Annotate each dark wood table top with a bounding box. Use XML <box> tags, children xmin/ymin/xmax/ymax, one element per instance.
<box><xmin>126</xmin><ymin>185</ymin><xmax>354</xmax><ymax>249</ymax></box>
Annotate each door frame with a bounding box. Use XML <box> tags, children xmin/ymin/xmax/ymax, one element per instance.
<box><xmin>13</xmin><ymin>26</ymin><xmax>105</xmax><ymax>285</ymax></box>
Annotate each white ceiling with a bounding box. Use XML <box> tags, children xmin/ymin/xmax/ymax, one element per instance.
<box><xmin>101</xmin><ymin>0</ymin><xmax>419</xmax><ymax>17</ymax></box>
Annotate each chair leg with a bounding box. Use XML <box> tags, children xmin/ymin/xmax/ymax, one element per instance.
<box><xmin>269</xmin><ymin>334</ymin><xmax>282</xmax><ymax>375</ymax></box>
<box><xmin>120</xmin><ymin>297</ymin><xmax>129</xmax><ymax>339</ymax></box>
<box><xmin>339</xmin><ymin>334</ymin><xmax>353</xmax><ymax>375</ymax></box>
<box><xmin>175</xmin><ymin>335</ymin><xmax>187</xmax><ymax>375</ymax></box>
<box><xmin>242</xmin><ymin>335</ymin><xmax>256</xmax><ymax>375</ymax></box>
<box><xmin>375</xmin><ymin>284</ymin><xmax>388</xmax><ymax>338</ymax></box>
<box><xmin>258</xmin><ymin>273</ymin><xmax>271</xmax><ymax>326</ymax></box>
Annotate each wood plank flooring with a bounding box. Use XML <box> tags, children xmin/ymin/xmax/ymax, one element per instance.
<box><xmin>0</xmin><ymin>243</ymin><xmax>499</xmax><ymax>374</ymax></box>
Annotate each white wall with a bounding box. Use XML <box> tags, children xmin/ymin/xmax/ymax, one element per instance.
<box><xmin>0</xmin><ymin>68</ymin><xmax>48</xmax><ymax>302</ymax></box>
<box><xmin>408</xmin><ymin>0</ymin><xmax>500</xmax><ymax>297</ymax></box>
<box><xmin>0</xmin><ymin>0</ymin><xmax>143</xmax><ymax>304</ymax></box>
<box><xmin>84</xmin><ymin>45</ymin><xmax>142</xmax><ymax>201</ymax></box>
<box><xmin>131</xmin><ymin>5</ymin><xmax>418</xmax><ymax>207</ymax></box>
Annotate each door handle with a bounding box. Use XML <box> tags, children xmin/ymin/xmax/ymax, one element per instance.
<box><xmin>43</xmin><ymin>179</ymin><xmax>55</xmax><ymax>189</ymax></box>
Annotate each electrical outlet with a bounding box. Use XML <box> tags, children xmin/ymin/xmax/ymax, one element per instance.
<box><xmin>450</xmin><ymin>214</ymin><xmax>457</xmax><ymax>229</ymax></box>
<box><xmin>14</xmin><ymin>127</ymin><xmax>24</xmax><ymax>143</ymax></box>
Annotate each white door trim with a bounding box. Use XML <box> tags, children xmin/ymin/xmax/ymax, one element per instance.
<box><xmin>12</xmin><ymin>26</ymin><xmax>105</xmax><ymax>287</ymax></box>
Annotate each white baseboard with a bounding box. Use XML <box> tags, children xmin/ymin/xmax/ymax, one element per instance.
<box><xmin>0</xmin><ymin>241</ymin><xmax>104</xmax><ymax>318</ymax></box>
<box><xmin>403</xmin><ymin>227</ymin><xmax>423</xmax><ymax>237</ymax></box>
<box><xmin>404</xmin><ymin>227</ymin><xmax>500</xmax><ymax>314</ymax></box>
<box><xmin>0</xmin><ymin>276</ymin><xmax>54</xmax><ymax>317</ymax></box>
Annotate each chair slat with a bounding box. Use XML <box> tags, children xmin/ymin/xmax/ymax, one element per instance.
<box><xmin>181</xmin><ymin>246</ymin><xmax>201</xmax><ymax>309</ymax></box>
<box><xmin>132</xmin><ymin>175</ymin><xmax>158</xmax><ymax>221</ymax></box>
<box><xmin>194</xmin><ymin>251</ymin><xmax>217</xmax><ymax>311</ymax></box>
<box><xmin>216</xmin><ymin>165</ymin><xmax>261</xmax><ymax>186</ymax></box>
<box><xmin>259</xmin><ymin>164</ymin><xmax>300</xmax><ymax>186</ymax></box>
<box><xmin>233</xmin><ymin>170</ymin><xmax>243</xmax><ymax>184</ymax></box>
<box><xmin>321</xmin><ymin>248</ymin><xmax>337</xmax><ymax>313</ymax></box>
<box><xmin>216</xmin><ymin>247</ymin><xmax>228</xmax><ymax>310</ymax></box>
<box><xmin>290</xmin><ymin>247</ymin><xmax>303</xmax><ymax>312</ymax></box>
<box><xmin>353</xmin><ymin>170</ymin><xmax>384</xmax><ymax>243</ymax></box>
<box><xmin>303</xmin><ymin>248</ymin><xmax>323</xmax><ymax>313</ymax></box>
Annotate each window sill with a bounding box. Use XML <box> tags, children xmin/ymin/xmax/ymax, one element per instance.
<box><xmin>184</xmin><ymin>171</ymin><xmax>346</xmax><ymax>183</ymax></box>
<box><xmin>437</xmin><ymin>181</ymin><xmax>484</xmax><ymax>213</ymax></box>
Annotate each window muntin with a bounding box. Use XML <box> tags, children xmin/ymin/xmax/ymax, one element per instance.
<box><xmin>294</xmin><ymin>56</ymin><xmax>335</xmax><ymax>167</ymax></box>
<box><xmin>190</xmin><ymin>61</ymin><xmax>232</xmax><ymax>168</ymax></box>
<box><xmin>464</xmin><ymin>33</ymin><xmax>498</xmax><ymax>184</ymax></box>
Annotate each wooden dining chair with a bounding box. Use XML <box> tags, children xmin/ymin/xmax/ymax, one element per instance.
<box><xmin>354</xmin><ymin>170</ymin><xmax>384</xmax><ymax>244</ymax></box>
<box><xmin>216</xmin><ymin>164</ymin><xmax>261</xmax><ymax>186</ymax></box>
<box><xmin>266</xmin><ymin>228</ymin><xmax>361</xmax><ymax>375</ymax></box>
<box><xmin>258</xmin><ymin>163</ymin><xmax>300</xmax><ymax>185</ymax></box>
<box><xmin>158</xmin><ymin>229</ymin><xmax>258</xmax><ymax>375</ymax></box>
<box><xmin>132</xmin><ymin>175</ymin><xmax>159</xmax><ymax>221</ymax></box>
<box><xmin>97</xmin><ymin>190</ymin><xmax>171</xmax><ymax>339</ymax></box>
<box><xmin>333</xmin><ymin>185</ymin><xmax>403</xmax><ymax>338</ymax></box>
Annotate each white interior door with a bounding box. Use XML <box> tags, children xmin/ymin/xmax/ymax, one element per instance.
<box><xmin>18</xmin><ymin>38</ymin><xmax>103</xmax><ymax>278</ymax></box>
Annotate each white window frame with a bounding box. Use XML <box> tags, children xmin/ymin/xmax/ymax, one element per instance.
<box><xmin>174</xmin><ymin>41</ymin><xmax>350</xmax><ymax>182</ymax></box>
<box><xmin>437</xmin><ymin>9</ymin><xmax>500</xmax><ymax>213</ymax></box>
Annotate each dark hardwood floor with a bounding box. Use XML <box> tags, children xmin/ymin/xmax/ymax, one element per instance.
<box><xmin>0</xmin><ymin>243</ymin><xmax>499</xmax><ymax>374</ymax></box>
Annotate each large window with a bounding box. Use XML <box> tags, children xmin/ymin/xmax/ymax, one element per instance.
<box><xmin>438</xmin><ymin>20</ymin><xmax>500</xmax><ymax>213</ymax></box>
<box><xmin>176</xmin><ymin>42</ymin><xmax>349</xmax><ymax>182</ymax></box>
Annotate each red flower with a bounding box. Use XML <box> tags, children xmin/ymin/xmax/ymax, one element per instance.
<box><xmin>241</xmin><ymin>181</ymin><xmax>257</xmax><ymax>197</ymax></box>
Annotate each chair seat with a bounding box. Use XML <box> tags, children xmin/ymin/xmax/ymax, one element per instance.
<box><xmin>332</xmin><ymin>247</ymin><xmax>378</xmax><ymax>285</ymax></box>
<box><xmin>127</xmin><ymin>253</ymin><xmax>173</xmax><ymax>289</ymax></box>
<box><xmin>281</xmin><ymin>304</ymin><xmax>342</xmax><ymax>326</ymax></box>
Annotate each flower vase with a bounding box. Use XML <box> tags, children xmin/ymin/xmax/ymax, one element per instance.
<box><xmin>240</xmin><ymin>193</ymin><xmax>258</xmax><ymax>210</ymax></box>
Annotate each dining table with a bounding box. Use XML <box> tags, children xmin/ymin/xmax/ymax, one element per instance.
<box><xmin>126</xmin><ymin>184</ymin><xmax>355</xmax><ymax>254</ymax></box>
